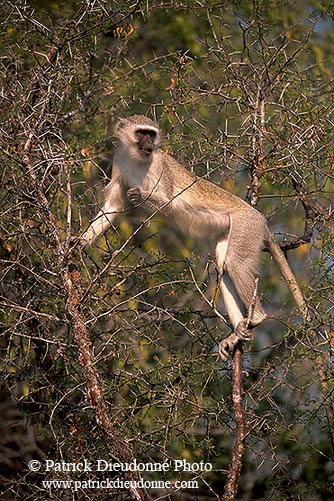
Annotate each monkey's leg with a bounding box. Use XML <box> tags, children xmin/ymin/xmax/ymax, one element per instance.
<box><xmin>215</xmin><ymin>238</ymin><xmax>254</xmax><ymax>362</ymax></box>
<box><xmin>218</xmin><ymin>273</ymin><xmax>253</xmax><ymax>361</ymax></box>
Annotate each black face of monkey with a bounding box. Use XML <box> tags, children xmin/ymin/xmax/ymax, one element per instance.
<box><xmin>136</xmin><ymin>129</ymin><xmax>156</xmax><ymax>158</ymax></box>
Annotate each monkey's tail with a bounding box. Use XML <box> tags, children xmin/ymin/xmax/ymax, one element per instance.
<box><xmin>266</xmin><ymin>232</ymin><xmax>308</xmax><ymax>319</ymax></box>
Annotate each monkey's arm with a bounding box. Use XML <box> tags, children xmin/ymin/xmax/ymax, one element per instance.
<box><xmin>81</xmin><ymin>176</ymin><xmax>127</xmax><ymax>246</ymax></box>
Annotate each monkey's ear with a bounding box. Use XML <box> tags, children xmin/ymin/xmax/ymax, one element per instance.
<box><xmin>117</xmin><ymin>119</ymin><xmax>126</xmax><ymax>129</ymax></box>
<box><xmin>114</xmin><ymin>118</ymin><xmax>127</xmax><ymax>137</ymax></box>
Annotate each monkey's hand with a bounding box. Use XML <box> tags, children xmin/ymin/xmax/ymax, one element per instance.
<box><xmin>69</xmin><ymin>235</ymin><xmax>88</xmax><ymax>250</ymax></box>
<box><xmin>127</xmin><ymin>186</ymin><xmax>143</xmax><ymax>206</ymax></box>
<box><xmin>69</xmin><ymin>235</ymin><xmax>83</xmax><ymax>248</ymax></box>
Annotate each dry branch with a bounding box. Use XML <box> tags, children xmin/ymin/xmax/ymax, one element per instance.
<box><xmin>222</xmin><ymin>343</ymin><xmax>246</xmax><ymax>501</ymax></box>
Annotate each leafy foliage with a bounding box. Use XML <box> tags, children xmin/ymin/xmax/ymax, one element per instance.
<box><xmin>0</xmin><ymin>1</ymin><xmax>333</xmax><ymax>500</ymax></box>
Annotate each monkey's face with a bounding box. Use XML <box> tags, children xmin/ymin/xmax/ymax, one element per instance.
<box><xmin>135</xmin><ymin>129</ymin><xmax>156</xmax><ymax>160</ymax></box>
<box><xmin>115</xmin><ymin>116</ymin><xmax>161</xmax><ymax>165</ymax></box>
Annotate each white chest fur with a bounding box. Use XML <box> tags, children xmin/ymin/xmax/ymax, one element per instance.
<box><xmin>115</xmin><ymin>152</ymin><xmax>164</xmax><ymax>194</ymax></box>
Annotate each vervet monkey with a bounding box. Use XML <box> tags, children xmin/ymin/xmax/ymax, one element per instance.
<box><xmin>80</xmin><ymin>115</ymin><xmax>307</xmax><ymax>361</ymax></box>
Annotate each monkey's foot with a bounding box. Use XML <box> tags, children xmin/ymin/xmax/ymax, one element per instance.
<box><xmin>235</xmin><ymin>319</ymin><xmax>253</xmax><ymax>342</ymax></box>
<box><xmin>219</xmin><ymin>321</ymin><xmax>254</xmax><ymax>362</ymax></box>
<box><xmin>127</xmin><ymin>186</ymin><xmax>142</xmax><ymax>205</ymax></box>
<box><xmin>218</xmin><ymin>332</ymin><xmax>240</xmax><ymax>362</ymax></box>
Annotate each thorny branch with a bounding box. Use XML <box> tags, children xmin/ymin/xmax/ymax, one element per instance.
<box><xmin>280</xmin><ymin>180</ymin><xmax>320</xmax><ymax>252</ymax></box>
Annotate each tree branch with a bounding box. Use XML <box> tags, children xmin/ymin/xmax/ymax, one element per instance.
<box><xmin>222</xmin><ymin>343</ymin><xmax>246</xmax><ymax>501</ymax></box>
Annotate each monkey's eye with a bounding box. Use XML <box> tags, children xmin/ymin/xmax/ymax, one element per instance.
<box><xmin>136</xmin><ymin>129</ymin><xmax>156</xmax><ymax>140</ymax></box>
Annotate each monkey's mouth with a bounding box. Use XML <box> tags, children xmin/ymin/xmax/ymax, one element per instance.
<box><xmin>140</xmin><ymin>147</ymin><xmax>153</xmax><ymax>157</ymax></box>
